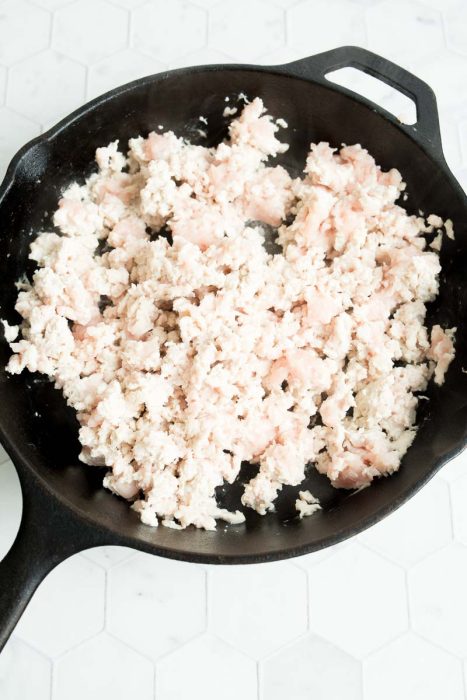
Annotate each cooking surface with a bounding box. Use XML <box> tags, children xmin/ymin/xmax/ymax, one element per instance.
<box><xmin>1</xmin><ymin>1</ymin><xmax>467</xmax><ymax>698</ymax></box>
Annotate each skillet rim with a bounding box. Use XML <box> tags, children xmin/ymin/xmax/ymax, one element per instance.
<box><xmin>0</xmin><ymin>55</ymin><xmax>466</xmax><ymax>565</ymax></box>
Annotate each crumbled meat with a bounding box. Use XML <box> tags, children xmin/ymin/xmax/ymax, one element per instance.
<box><xmin>2</xmin><ymin>320</ymin><xmax>19</xmax><ymax>342</ymax></box>
<box><xmin>429</xmin><ymin>325</ymin><xmax>456</xmax><ymax>385</ymax></box>
<box><xmin>4</xmin><ymin>98</ymin><xmax>456</xmax><ymax>529</ymax></box>
<box><xmin>296</xmin><ymin>490</ymin><xmax>321</xmax><ymax>519</ymax></box>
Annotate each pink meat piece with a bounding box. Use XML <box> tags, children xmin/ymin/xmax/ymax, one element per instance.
<box><xmin>306</xmin><ymin>289</ymin><xmax>342</xmax><ymax>325</ymax></box>
<box><xmin>429</xmin><ymin>325</ymin><xmax>456</xmax><ymax>385</ymax></box>
<box><xmin>54</xmin><ymin>194</ymin><xmax>102</xmax><ymax>238</ymax></box>
<box><xmin>229</xmin><ymin>97</ymin><xmax>288</xmax><ymax>157</ymax></box>
<box><xmin>297</xmin><ymin>186</ymin><xmax>335</xmax><ymax>248</ymax></box>
<box><xmin>145</xmin><ymin>131</ymin><xmax>182</xmax><ymax>162</ymax></box>
<box><xmin>329</xmin><ymin>429</ymin><xmax>401</xmax><ymax>489</ymax></box>
<box><xmin>304</xmin><ymin>142</ymin><xmax>353</xmax><ymax>193</ymax></box>
<box><xmin>108</xmin><ymin>216</ymin><xmax>147</xmax><ymax>248</ymax></box>
<box><xmin>265</xmin><ymin>349</ymin><xmax>334</xmax><ymax>394</ymax></box>
<box><xmin>241</xmin><ymin>165</ymin><xmax>294</xmax><ymax>226</ymax></box>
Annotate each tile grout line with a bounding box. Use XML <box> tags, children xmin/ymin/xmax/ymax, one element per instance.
<box><xmin>105</xmin><ymin>629</ymin><xmax>155</xmax><ymax>665</ymax></box>
<box><xmin>358</xmin><ymin>629</ymin><xmax>406</xmax><ymax>664</ymax></box>
<box><xmin>439</xmin><ymin>8</ymin><xmax>449</xmax><ymax>50</ymax></box>
<box><xmin>12</xmin><ymin>634</ymin><xmax>55</xmax><ymax>662</ymax></box>
<box><xmin>447</xmin><ymin>480</ymin><xmax>457</xmax><ymax>542</ymax></box>
<box><xmin>462</xmin><ymin>656</ymin><xmax>467</xmax><ymax>700</ymax></box>
<box><xmin>103</xmin><ymin>568</ymin><xmax>109</xmax><ymax>629</ymax></box>
<box><xmin>361</xmin><ymin>3</ymin><xmax>370</xmax><ymax>48</ymax></box>
<box><xmin>404</xmin><ymin>568</ymin><xmax>412</xmax><ymax>632</ymax></box>
<box><xmin>47</xmin><ymin>5</ymin><xmax>54</xmax><ymax>50</ymax></box>
<box><xmin>125</xmin><ymin>7</ymin><xmax>132</xmax><ymax>49</ymax></box>
<box><xmin>205</xmin><ymin>568</ymin><xmax>210</xmax><ymax>630</ymax></box>
<box><xmin>52</xmin><ymin>629</ymin><xmax>104</xmax><ymax>664</ymax></box>
<box><xmin>259</xmin><ymin>630</ymin><xmax>311</xmax><ymax>665</ymax></box>
<box><xmin>360</xmin><ymin>655</ymin><xmax>365</xmax><ymax>700</ymax></box>
<box><xmin>1</xmin><ymin>63</ymin><xmax>8</xmax><ymax>107</ymax></box>
<box><xmin>411</xmin><ymin>628</ymin><xmax>465</xmax><ymax>661</ymax></box>
<box><xmin>203</xmin><ymin>7</ymin><xmax>209</xmax><ymax>49</ymax></box>
<box><xmin>358</xmin><ymin>539</ymin><xmax>408</xmax><ymax>569</ymax></box>
<box><xmin>50</xmin><ymin>654</ymin><xmax>55</xmax><ymax>700</ymax></box>
<box><xmin>83</xmin><ymin>63</ymin><xmax>90</xmax><ymax>104</ymax></box>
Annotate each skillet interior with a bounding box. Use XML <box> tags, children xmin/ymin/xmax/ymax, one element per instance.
<box><xmin>1</xmin><ymin>65</ymin><xmax>467</xmax><ymax>563</ymax></box>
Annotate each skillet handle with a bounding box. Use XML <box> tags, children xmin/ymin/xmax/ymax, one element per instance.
<box><xmin>282</xmin><ymin>45</ymin><xmax>443</xmax><ymax>156</ymax></box>
<box><xmin>0</xmin><ymin>463</ymin><xmax>103</xmax><ymax>651</ymax></box>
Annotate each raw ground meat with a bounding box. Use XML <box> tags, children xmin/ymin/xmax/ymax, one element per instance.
<box><xmin>3</xmin><ymin>98</ymin><xmax>456</xmax><ymax>530</ymax></box>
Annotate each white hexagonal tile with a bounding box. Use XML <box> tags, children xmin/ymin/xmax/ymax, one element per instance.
<box><xmin>191</xmin><ymin>0</ymin><xmax>223</xmax><ymax>7</ymax></box>
<box><xmin>258</xmin><ymin>45</ymin><xmax>304</xmax><ymax>66</ymax></box>
<box><xmin>209</xmin><ymin>0</ymin><xmax>284</xmax><ymax>62</ymax></box>
<box><xmin>360</xmin><ymin>477</ymin><xmax>452</xmax><ymax>566</ymax></box>
<box><xmin>132</xmin><ymin>1</ymin><xmax>207</xmax><ymax>63</ymax></box>
<box><xmin>169</xmin><ymin>47</ymin><xmax>234</xmax><ymax>69</ymax></box>
<box><xmin>0</xmin><ymin>638</ymin><xmax>51</xmax><ymax>700</ymax></box>
<box><xmin>108</xmin><ymin>0</ymin><xmax>145</xmax><ymax>7</ymax></box>
<box><xmin>366</xmin><ymin>1</ymin><xmax>444</xmax><ymax>64</ymax></box>
<box><xmin>15</xmin><ymin>554</ymin><xmax>105</xmax><ymax>657</ymax></box>
<box><xmin>413</xmin><ymin>51</ymin><xmax>467</xmax><ymax>111</ymax></box>
<box><xmin>0</xmin><ymin>108</ymin><xmax>41</xmax><ymax>179</ymax></box>
<box><xmin>288</xmin><ymin>0</ymin><xmax>365</xmax><ymax>56</ymax></box>
<box><xmin>269</xmin><ymin>0</ymin><xmax>302</xmax><ymax>7</ymax></box>
<box><xmin>30</xmin><ymin>0</ymin><xmax>74</xmax><ymax>9</ymax></box>
<box><xmin>439</xmin><ymin>112</ymin><xmax>463</xmax><ymax>172</ymax></box>
<box><xmin>421</xmin><ymin>0</ymin><xmax>462</xmax><ymax>11</ymax></box>
<box><xmin>108</xmin><ymin>552</ymin><xmax>206</xmax><ymax>660</ymax></box>
<box><xmin>53</xmin><ymin>0</ymin><xmax>128</xmax><ymax>66</ymax></box>
<box><xmin>81</xmin><ymin>546</ymin><xmax>135</xmax><ymax>569</ymax></box>
<box><xmin>87</xmin><ymin>49</ymin><xmax>161</xmax><ymax>99</ymax></box>
<box><xmin>439</xmin><ymin>450</ymin><xmax>467</xmax><ymax>483</ymax></box>
<box><xmin>262</xmin><ymin>634</ymin><xmax>362</xmax><ymax>700</ymax></box>
<box><xmin>295</xmin><ymin>540</ymin><xmax>349</xmax><ymax>570</ymax></box>
<box><xmin>445</xmin><ymin>3</ymin><xmax>467</xmax><ymax>57</ymax></box>
<box><xmin>156</xmin><ymin>634</ymin><xmax>256</xmax><ymax>700</ymax></box>
<box><xmin>54</xmin><ymin>633</ymin><xmax>154</xmax><ymax>700</ymax></box>
<box><xmin>210</xmin><ymin>562</ymin><xmax>307</xmax><ymax>658</ymax></box>
<box><xmin>363</xmin><ymin>633</ymin><xmax>464</xmax><ymax>700</ymax></box>
<box><xmin>308</xmin><ymin>542</ymin><xmax>407</xmax><ymax>657</ymax></box>
<box><xmin>0</xmin><ymin>458</ymin><xmax>22</xmax><ymax>563</ymax></box>
<box><xmin>452</xmin><ymin>474</ymin><xmax>467</xmax><ymax>545</ymax></box>
<box><xmin>409</xmin><ymin>543</ymin><xmax>467</xmax><ymax>656</ymax></box>
<box><xmin>0</xmin><ymin>0</ymin><xmax>50</xmax><ymax>66</ymax></box>
<box><xmin>8</xmin><ymin>50</ymin><xmax>86</xmax><ymax>124</ymax></box>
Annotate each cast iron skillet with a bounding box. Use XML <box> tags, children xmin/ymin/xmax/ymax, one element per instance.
<box><xmin>0</xmin><ymin>46</ymin><xmax>466</xmax><ymax>649</ymax></box>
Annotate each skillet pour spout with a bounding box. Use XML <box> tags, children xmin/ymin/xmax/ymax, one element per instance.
<box><xmin>1</xmin><ymin>46</ymin><xmax>467</xmax><ymax>651</ymax></box>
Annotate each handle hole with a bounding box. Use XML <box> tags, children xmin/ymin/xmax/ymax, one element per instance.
<box><xmin>0</xmin><ymin>451</ymin><xmax>22</xmax><ymax>562</ymax></box>
<box><xmin>325</xmin><ymin>67</ymin><xmax>417</xmax><ymax>125</ymax></box>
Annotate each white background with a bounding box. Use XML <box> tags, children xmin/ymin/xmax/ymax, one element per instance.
<box><xmin>0</xmin><ymin>0</ymin><xmax>467</xmax><ymax>698</ymax></box>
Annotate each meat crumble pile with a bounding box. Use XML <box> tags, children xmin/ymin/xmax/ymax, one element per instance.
<box><xmin>3</xmin><ymin>98</ymin><xmax>456</xmax><ymax>530</ymax></box>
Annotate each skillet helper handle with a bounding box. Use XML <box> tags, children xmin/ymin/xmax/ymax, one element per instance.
<box><xmin>283</xmin><ymin>45</ymin><xmax>443</xmax><ymax>156</ymax></box>
<box><xmin>0</xmin><ymin>465</ymin><xmax>102</xmax><ymax>651</ymax></box>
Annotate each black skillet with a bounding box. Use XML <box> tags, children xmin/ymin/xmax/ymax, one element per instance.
<box><xmin>1</xmin><ymin>46</ymin><xmax>466</xmax><ymax>650</ymax></box>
